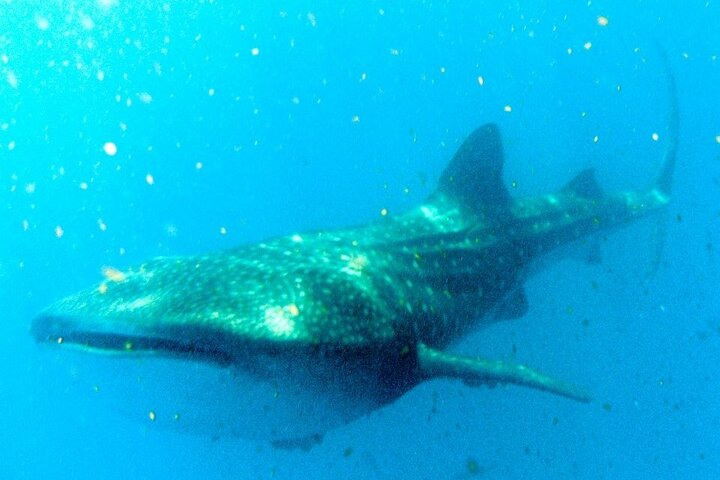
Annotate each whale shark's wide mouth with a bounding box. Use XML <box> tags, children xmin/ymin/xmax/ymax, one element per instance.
<box><xmin>31</xmin><ymin>314</ymin><xmax>234</xmax><ymax>366</ymax></box>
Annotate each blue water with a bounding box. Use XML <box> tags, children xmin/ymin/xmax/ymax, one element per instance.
<box><xmin>2</xmin><ymin>1</ymin><xmax>719</xmax><ymax>478</ymax></box>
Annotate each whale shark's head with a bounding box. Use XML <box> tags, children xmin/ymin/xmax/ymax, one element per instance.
<box><xmin>31</xmin><ymin>241</ymin><xmax>395</xmax><ymax>364</ymax></box>
<box><xmin>30</xmin><ymin>252</ymin><xmax>394</xmax><ymax>445</ymax></box>
<box><xmin>30</xmin><ymin>250</ymin><xmax>323</xmax><ymax>366</ymax></box>
<box><xmin>31</xmin><ymin>263</ymin><xmax>240</xmax><ymax>366</ymax></box>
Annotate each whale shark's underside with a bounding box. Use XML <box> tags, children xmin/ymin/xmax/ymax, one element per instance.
<box><xmin>32</xmin><ymin>64</ymin><xmax>678</xmax><ymax>448</ymax></box>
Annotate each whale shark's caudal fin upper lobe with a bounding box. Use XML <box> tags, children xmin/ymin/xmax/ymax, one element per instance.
<box><xmin>434</xmin><ymin>123</ymin><xmax>512</xmax><ymax>217</ymax></box>
<box><xmin>653</xmin><ymin>44</ymin><xmax>680</xmax><ymax>198</ymax></box>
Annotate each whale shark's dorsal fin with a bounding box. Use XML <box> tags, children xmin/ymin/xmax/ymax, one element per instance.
<box><xmin>417</xmin><ymin>343</ymin><xmax>591</xmax><ymax>403</ymax></box>
<box><xmin>436</xmin><ymin>123</ymin><xmax>512</xmax><ymax>215</ymax></box>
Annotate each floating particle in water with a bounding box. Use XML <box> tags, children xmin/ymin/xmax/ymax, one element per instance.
<box><xmin>103</xmin><ymin>142</ymin><xmax>117</xmax><ymax>156</ymax></box>
<box><xmin>80</xmin><ymin>15</ymin><xmax>94</xmax><ymax>31</ymax></box>
<box><xmin>36</xmin><ymin>17</ymin><xmax>50</xmax><ymax>31</ymax></box>
<box><xmin>165</xmin><ymin>223</ymin><xmax>178</xmax><ymax>237</ymax></box>
<box><xmin>145</xmin><ymin>173</ymin><xmax>155</xmax><ymax>185</ymax></box>
<box><xmin>597</xmin><ymin>16</ymin><xmax>609</xmax><ymax>27</ymax></box>
<box><xmin>466</xmin><ymin>457</ymin><xmax>485</xmax><ymax>475</ymax></box>
<box><xmin>6</xmin><ymin>70</ymin><xmax>18</xmax><ymax>88</ymax></box>
<box><xmin>98</xmin><ymin>0</ymin><xmax>118</xmax><ymax>9</ymax></box>
<box><xmin>138</xmin><ymin>92</ymin><xmax>152</xmax><ymax>103</ymax></box>
<box><xmin>54</xmin><ymin>225</ymin><xmax>64</xmax><ymax>238</ymax></box>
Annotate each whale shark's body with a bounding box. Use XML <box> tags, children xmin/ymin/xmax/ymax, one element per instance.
<box><xmin>32</xmin><ymin>66</ymin><xmax>678</xmax><ymax>447</ymax></box>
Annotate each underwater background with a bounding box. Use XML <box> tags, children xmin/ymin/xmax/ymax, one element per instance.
<box><xmin>1</xmin><ymin>1</ymin><xmax>719</xmax><ymax>478</ymax></box>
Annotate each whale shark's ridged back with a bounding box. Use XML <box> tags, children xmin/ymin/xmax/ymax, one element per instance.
<box><xmin>435</xmin><ymin>124</ymin><xmax>512</xmax><ymax>217</ymax></box>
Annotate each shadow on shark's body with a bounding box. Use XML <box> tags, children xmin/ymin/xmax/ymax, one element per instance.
<box><xmin>32</xmin><ymin>60</ymin><xmax>679</xmax><ymax>449</ymax></box>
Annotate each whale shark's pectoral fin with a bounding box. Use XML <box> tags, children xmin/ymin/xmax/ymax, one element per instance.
<box><xmin>416</xmin><ymin>343</ymin><xmax>591</xmax><ymax>403</ymax></box>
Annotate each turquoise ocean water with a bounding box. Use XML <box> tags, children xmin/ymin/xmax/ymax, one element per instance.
<box><xmin>1</xmin><ymin>1</ymin><xmax>719</xmax><ymax>478</ymax></box>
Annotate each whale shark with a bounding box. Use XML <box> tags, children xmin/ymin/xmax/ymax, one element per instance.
<box><xmin>31</xmin><ymin>65</ymin><xmax>678</xmax><ymax>448</ymax></box>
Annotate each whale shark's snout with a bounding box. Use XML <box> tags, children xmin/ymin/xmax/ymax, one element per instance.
<box><xmin>29</xmin><ymin>262</ymin><xmax>247</xmax><ymax>368</ymax></box>
<box><xmin>31</xmin><ymin>251</ymin><xmax>295</xmax><ymax>365</ymax></box>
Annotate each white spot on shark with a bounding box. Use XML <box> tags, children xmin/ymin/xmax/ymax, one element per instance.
<box><xmin>420</xmin><ymin>205</ymin><xmax>441</xmax><ymax>221</ymax></box>
<box><xmin>263</xmin><ymin>304</ymin><xmax>298</xmax><ymax>337</ymax></box>
<box><xmin>113</xmin><ymin>295</ymin><xmax>157</xmax><ymax>312</ymax></box>
<box><xmin>340</xmin><ymin>254</ymin><xmax>368</xmax><ymax>277</ymax></box>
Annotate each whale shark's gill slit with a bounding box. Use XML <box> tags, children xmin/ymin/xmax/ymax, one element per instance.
<box><xmin>62</xmin><ymin>331</ymin><xmax>234</xmax><ymax>367</ymax></box>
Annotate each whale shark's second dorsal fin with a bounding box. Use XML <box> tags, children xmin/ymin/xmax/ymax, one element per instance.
<box><xmin>436</xmin><ymin>123</ymin><xmax>512</xmax><ymax>216</ymax></box>
<box><xmin>561</xmin><ymin>168</ymin><xmax>603</xmax><ymax>199</ymax></box>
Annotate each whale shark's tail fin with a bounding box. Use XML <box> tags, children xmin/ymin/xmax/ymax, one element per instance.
<box><xmin>654</xmin><ymin>46</ymin><xmax>680</xmax><ymax>197</ymax></box>
<box><xmin>417</xmin><ymin>343</ymin><xmax>591</xmax><ymax>403</ymax></box>
<box><xmin>643</xmin><ymin>46</ymin><xmax>680</xmax><ymax>279</ymax></box>
<box><xmin>434</xmin><ymin>123</ymin><xmax>513</xmax><ymax>218</ymax></box>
